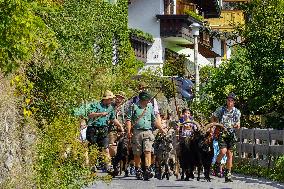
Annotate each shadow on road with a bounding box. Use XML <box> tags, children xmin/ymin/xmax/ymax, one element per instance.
<box><xmin>234</xmin><ymin>174</ymin><xmax>284</xmax><ymax>189</ymax></box>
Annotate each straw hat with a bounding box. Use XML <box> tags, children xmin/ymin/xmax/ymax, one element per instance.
<box><xmin>115</xmin><ymin>91</ymin><xmax>126</xmax><ymax>99</ymax></box>
<box><xmin>138</xmin><ymin>81</ymin><xmax>148</xmax><ymax>90</ymax></box>
<box><xmin>102</xmin><ymin>90</ymin><xmax>115</xmax><ymax>100</ymax></box>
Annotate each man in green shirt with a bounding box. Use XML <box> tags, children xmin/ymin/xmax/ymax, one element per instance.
<box><xmin>126</xmin><ymin>91</ymin><xmax>165</xmax><ymax>180</ymax></box>
<box><xmin>87</xmin><ymin>90</ymin><xmax>123</xmax><ymax>172</ymax></box>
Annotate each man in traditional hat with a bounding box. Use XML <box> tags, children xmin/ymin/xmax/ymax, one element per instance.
<box><xmin>126</xmin><ymin>91</ymin><xmax>165</xmax><ymax>180</ymax></box>
<box><xmin>86</xmin><ymin>90</ymin><xmax>124</xmax><ymax>173</ymax></box>
<box><xmin>126</xmin><ymin>81</ymin><xmax>161</xmax><ymax>126</ymax></box>
<box><xmin>136</xmin><ymin>82</ymin><xmax>160</xmax><ymax>115</ymax></box>
<box><xmin>211</xmin><ymin>93</ymin><xmax>241</xmax><ymax>182</ymax></box>
<box><xmin>125</xmin><ymin>82</ymin><xmax>161</xmax><ymax>174</ymax></box>
<box><xmin>108</xmin><ymin>91</ymin><xmax>127</xmax><ymax>157</ymax></box>
<box><xmin>114</xmin><ymin>91</ymin><xmax>127</xmax><ymax>122</ymax></box>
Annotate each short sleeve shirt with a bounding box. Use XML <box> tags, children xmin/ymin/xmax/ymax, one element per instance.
<box><xmin>179</xmin><ymin>117</ymin><xmax>197</xmax><ymax>137</ymax></box>
<box><xmin>127</xmin><ymin>102</ymin><xmax>156</xmax><ymax>130</ymax></box>
<box><xmin>87</xmin><ymin>101</ymin><xmax>115</xmax><ymax>127</ymax></box>
<box><xmin>213</xmin><ymin>106</ymin><xmax>241</xmax><ymax>128</ymax></box>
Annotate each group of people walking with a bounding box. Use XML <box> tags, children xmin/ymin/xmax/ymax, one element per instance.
<box><xmin>76</xmin><ymin>82</ymin><xmax>241</xmax><ymax>183</ymax></box>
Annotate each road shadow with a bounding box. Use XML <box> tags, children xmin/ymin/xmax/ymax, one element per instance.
<box><xmin>233</xmin><ymin>174</ymin><xmax>284</xmax><ymax>189</ymax></box>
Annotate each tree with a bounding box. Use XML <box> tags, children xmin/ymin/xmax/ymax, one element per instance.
<box><xmin>239</xmin><ymin>0</ymin><xmax>284</xmax><ymax>115</ymax></box>
<box><xmin>2</xmin><ymin>0</ymin><xmax>143</xmax><ymax>187</ymax></box>
<box><xmin>0</xmin><ymin>0</ymin><xmax>58</xmax><ymax>74</ymax></box>
<box><xmin>196</xmin><ymin>0</ymin><xmax>284</xmax><ymax>127</ymax></box>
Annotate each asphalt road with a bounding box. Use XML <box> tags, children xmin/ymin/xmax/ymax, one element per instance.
<box><xmin>86</xmin><ymin>172</ymin><xmax>284</xmax><ymax>189</ymax></box>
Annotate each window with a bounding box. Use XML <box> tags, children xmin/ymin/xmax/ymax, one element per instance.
<box><xmin>112</xmin><ymin>38</ymin><xmax>119</xmax><ymax>65</ymax></box>
<box><xmin>222</xmin><ymin>2</ymin><xmax>241</xmax><ymax>10</ymax></box>
<box><xmin>221</xmin><ymin>39</ymin><xmax>227</xmax><ymax>58</ymax></box>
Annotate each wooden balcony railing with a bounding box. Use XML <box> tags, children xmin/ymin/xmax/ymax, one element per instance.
<box><xmin>206</xmin><ymin>10</ymin><xmax>245</xmax><ymax>31</ymax></box>
<box><xmin>156</xmin><ymin>15</ymin><xmax>193</xmax><ymax>41</ymax></box>
<box><xmin>176</xmin><ymin>0</ymin><xmax>196</xmax><ymax>14</ymax></box>
<box><xmin>130</xmin><ymin>36</ymin><xmax>152</xmax><ymax>62</ymax></box>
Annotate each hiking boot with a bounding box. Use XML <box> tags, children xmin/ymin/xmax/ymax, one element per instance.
<box><xmin>124</xmin><ymin>169</ymin><xmax>129</xmax><ymax>177</ymax></box>
<box><xmin>135</xmin><ymin>168</ymin><xmax>143</xmax><ymax>180</ymax></box>
<box><xmin>130</xmin><ymin>165</ymin><xmax>136</xmax><ymax>175</ymax></box>
<box><xmin>113</xmin><ymin>165</ymin><xmax>120</xmax><ymax>176</ymax></box>
<box><xmin>149</xmin><ymin>164</ymin><xmax>155</xmax><ymax>176</ymax></box>
<box><xmin>213</xmin><ymin>162</ymin><xmax>221</xmax><ymax>177</ymax></box>
<box><xmin>143</xmin><ymin>167</ymin><xmax>153</xmax><ymax>181</ymax></box>
<box><xmin>106</xmin><ymin>165</ymin><xmax>114</xmax><ymax>175</ymax></box>
<box><xmin>224</xmin><ymin>169</ymin><xmax>233</xmax><ymax>182</ymax></box>
<box><xmin>91</xmin><ymin>166</ymin><xmax>97</xmax><ymax>173</ymax></box>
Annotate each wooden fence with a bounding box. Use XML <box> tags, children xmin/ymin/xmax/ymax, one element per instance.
<box><xmin>235</xmin><ymin>128</ymin><xmax>284</xmax><ymax>167</ymax></box>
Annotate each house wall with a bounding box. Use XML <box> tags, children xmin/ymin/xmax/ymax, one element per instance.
<box><xmin>210</xmin><ymin>37</ymin><xmax>235</xmax><ymax>66</ymax></box>
<box><xmin>128</xmin><ymin>0</ymin><xmax>164</xmax><ymax>68</ymax></box>
<box><xmin>212</xmin><ymin>37</ymin><xmax>222</xmax><ymax>56</ymax></box>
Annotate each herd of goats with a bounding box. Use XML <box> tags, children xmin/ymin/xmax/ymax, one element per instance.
<box><xmin>111</xmin><ymin>121</ymin><xmax>226</xmax><ymax>182</ymax></box>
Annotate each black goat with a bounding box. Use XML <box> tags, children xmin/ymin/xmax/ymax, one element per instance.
<box><xmin>198</xmin><ymin>123</ymin><xmax>224</xmax><ymax>182</ymax></box>
<box><xmin>178</xmin><ymin>122</ymin><xmax>215</xmax><ymax>182</ymax></box>
<box><xmin>178</xmin><ymin>121</ymin><xmax>201</xmax><ymax>181</ymax></box>
<box><xmin>112</xmin><ymin>133</ymin><xmax>131</xmax><ymax>177</ymax></box>
<box><xmin>180</xmin><ymin>130</ymin><xmax>203</xmax><ymax>181</ymax></box>
<box><xmin>197</xmin><ymin>131</ymin><xmax>214</xmax><ymax>182</ymax></box>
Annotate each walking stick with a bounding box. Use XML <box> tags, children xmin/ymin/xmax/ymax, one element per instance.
<box><xmin>171</xmin><ymin>77</ymin><xmax>180</xmax><ymax>119</ymax></box>
<box><xmin>170</xmin><ymin>77</ymin><xmax>181</xmax><ymax>179</ymax></box>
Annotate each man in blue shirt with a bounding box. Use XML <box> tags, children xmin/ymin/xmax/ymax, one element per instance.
<box><xmin>126</xmin><ymin>91</ymin><xmax>165</xmax><ymax>180</ymax></box>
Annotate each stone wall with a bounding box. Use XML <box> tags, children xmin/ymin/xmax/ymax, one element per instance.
<box><xmin>157</xmin><ymin>94</ymin><xmax>188</xmax><ymax>118</ymax></box>
<box><xmin>0</xmin><ymin>76</ymin><xmax>36</xmax><ymax>188</ymax></box>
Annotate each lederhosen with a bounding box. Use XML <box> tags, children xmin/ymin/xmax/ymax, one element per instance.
<box><xmin>86</xmin><ymin>103</ymin><xmax>112</xmax><ymax>148</ymax></box>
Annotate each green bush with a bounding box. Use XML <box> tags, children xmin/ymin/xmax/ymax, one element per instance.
<box><xmin>184</xmin><ymin>10</ymin><xmax>204</xmax><ymax>22</ymax></box>
<box><xmin>233</xmin><ymin>156</ymin><xmax>284</xmax><ymax>182</ymax></box>
<box><xmin>35</xmin><ymin>115</ymin><xmax>111</xmax><ymax>188</ymax></box>
<box><xmin>270</xmin><ymin>156</ymin><xmax>284</xmax><ymax>181</ymax></box>
<box><xmin>129</xmin><ymin>28</ymin><xmax>154</xmax><ymax>43</ymax></box>
<box><xmin>2</xmin><ymin>0</ymin><xmax>142</xmax><ymax>187</ymax></box>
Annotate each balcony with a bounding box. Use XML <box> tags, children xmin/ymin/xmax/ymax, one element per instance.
<box><xmin>130</xmin><ymin>36</ymin><xmax>152</xmax><ymax>62</ymax></box>
<box><xmin>199</xmin><ymin>29</ymin><xmax>212</xmax><ymax>48</ymax></box>
<box><xmin>164</xmin><ymin>0</ymin><xmax>196</xmax><ymax>15</ymax></box>
<box><xmin>156</xmin><ymin>14</ymin><xmax>203</xmax><ymax>44</ymax></box>
<box><xmin>177</xmin><ymin>27</ymin><xmax>217</xmax><ymax>58</ymax></box>
<box><xmin>206</xmin><ymin>10</ymin><xmax>245</xmax><ymax>31</ymax></box>
<box><xmin>176</xmin><ymin>1</ymin><xmax>196</xmax><ymax>14</ymax></box>
<box><xmin>193</xmin><ymin>0</ymin><xmax>221</xmax><ymax>18</ymax></box>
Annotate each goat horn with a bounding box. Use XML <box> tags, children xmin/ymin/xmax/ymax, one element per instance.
<box><xmin>181</xmin><ymin>120</ymin><xmax>201</xmax><ymax>130</ymax></box>
<box><xmin>204</xmin><ymin>122</ymin><xmax>224</xmax><ymax>131</ymax></box>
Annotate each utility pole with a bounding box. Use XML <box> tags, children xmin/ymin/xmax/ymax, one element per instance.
<box><xmin>190</xmin><ymin>23</ymin><xmax>201</xmax><ymax>101</ymax></box>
